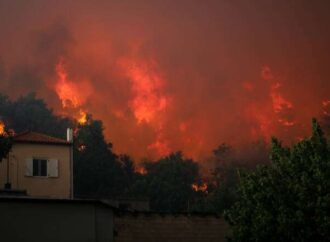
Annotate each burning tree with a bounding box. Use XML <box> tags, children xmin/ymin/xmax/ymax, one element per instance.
<box><xmin>0</xmin><ymin>121</ymin><xmax>12</xmax><ymax>162</ymax></box>
<box><xmin>225</xmin><ymin>119</ymin><xmax>330</xmax><ymax>241</ymax></box>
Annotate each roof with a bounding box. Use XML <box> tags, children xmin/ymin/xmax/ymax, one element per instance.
<box><xmin>13</xmin><ymin>131</ymin><xmax>71</xmax><ymax>146</ymax></box>
<box><xmin>0</xmin><ymin>196</ymin><xmax>115</xmax><ymax>209</ymax></box>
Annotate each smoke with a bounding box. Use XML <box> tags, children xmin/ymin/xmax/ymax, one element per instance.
<box><xmin>0</xmin><ymin>0</ymin><xmax>330</xmax><ymax>160</ymax></box>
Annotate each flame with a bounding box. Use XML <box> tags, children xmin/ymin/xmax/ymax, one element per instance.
<box><xmin>119</xmin><ymin>58</ymin><xmax>168</xmax><ymax>124</ymax></box>
<box><xmin>323</xmin><ymin>100</ymin><xmax>330</xmax><ymax>116</ymax></box>
<box><xmin>245</xmin><ymin>66</ymin><xmax>297</xmax><ymax>140</ymax></box>
<box><xmin>136</xmin><ymin>166</ymin><xmax>147</xmax><ymax>175</ymax></box>
<box><xmin>55</xmin><ymin>60</ymin><xmax>82</xmax><ymax>108</ymax></box>
<box><xmin>270</xmin><ymin>83</ymin><xmax>293</xmax><ymax>113</ymax></box>
<box><xmin>246</xmin><ymin>104</ymin><xmax>273</xmax><ymax>139</ymax></box>
<box><xmin>119</xmin><ymin>57</ymin><xmax>171</xmax><ymax>157</ymax></box>
<box><xmin>78</xmin><ymin>144</ymin><xmax>86</xmax><ymax>152</ymax></box>
<box><xmin>147</xmin><ymin>138</ymin><xmax>170</xmax><ymax>157</ymax></box>
<box><xmin>192</xmin><ymin>183</ymin><xmax>208</xmax><ymax>192</ymax></box>
<box><xmin>0</xmin><ymin>121</ymin><xmax>5</xmax><ymax>135</ymax></box>
<box><xmin>54</xmin><ymin>58</ymin><xmax>93</xmax><ymax>126</ymax></box>
<box><xmin>322</xmin><ymin>100</ymin><xmax>330</xmax><ymax>107</ymax></box>
<box><xmin>77</xmin><ymin>111</ymin><xmax>87</xmax><ymax>125</ymax></box>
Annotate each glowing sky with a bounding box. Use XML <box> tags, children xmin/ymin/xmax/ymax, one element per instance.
<box><xmin>0</xmin><ymin>0</ymin><xmax>329</xmax><ymax>160</ymax></box>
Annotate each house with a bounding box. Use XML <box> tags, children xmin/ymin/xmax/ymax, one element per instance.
<box><xmin>0</xmin><ymin>130</ymin><xmax>73</xmax><ymax>199</ymax></box>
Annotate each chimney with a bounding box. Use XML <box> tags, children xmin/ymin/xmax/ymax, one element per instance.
<box><xmin>67</xmin><ymin>128</ymin><xmax>73</xmax><ymax>143</ymax></box>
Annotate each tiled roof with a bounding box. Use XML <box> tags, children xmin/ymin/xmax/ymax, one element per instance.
<box><xmin>13</xmin><ymin>131</ymin><xmax>71</xmax><ymax>145</ymax></box>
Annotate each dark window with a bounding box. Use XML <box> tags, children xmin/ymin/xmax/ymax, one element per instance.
<box><xmin>32</xmin><ymin>159</ymin><xmax>47</xmax><ymax>176</ymax></box>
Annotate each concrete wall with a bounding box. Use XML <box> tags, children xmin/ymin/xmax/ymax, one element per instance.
<box><xmin>114</xmin><ymin>212</ymin><xmax>228</xmax><ymax>242</ymax></box>
<box><xmin>0</xmin><ymin>198</ymin><xmax>113</xmax><ymax>242</ymax></box>
<box><xmin>0</xmin><ymin>142</ymin><xmax>71</xmax><ymax>198</ymax></box>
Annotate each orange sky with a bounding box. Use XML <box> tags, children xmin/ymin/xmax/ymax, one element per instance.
<box><xmin>0</xmin><ymin>0</ymin><xmax>329</xmax><ymax>160</ymax></box>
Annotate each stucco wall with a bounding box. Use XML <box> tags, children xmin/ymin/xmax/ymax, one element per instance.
<box><xmin>0</xmin><ymin>198</ymin><xmax>114</xmax><ymax>242</ymax></box>
<box><xmin>114</xmin><ymin>212</ymin><xmax>228</xmax><ymax>242</ymax></box>
<box><xmin>0</xmin><ymin>142</ymin><xmax>71</xmax><ymax>198</ymax></box>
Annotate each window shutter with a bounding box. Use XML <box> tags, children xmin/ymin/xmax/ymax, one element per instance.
<box><xmin>25</xmin><ymin>158</ymin><xmax>33</xmax><ymax>176</ymax></box>
<box><xmin>48</xmin><ymin>159</ymin><xmax>59</xmax><ymax>178</ymax></box>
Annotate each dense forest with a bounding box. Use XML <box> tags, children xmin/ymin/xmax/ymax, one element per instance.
<box><xmin>0</xmin><ymin>93</ymin><xmax>329</xmax><ymax>218</ymax></box>
<box><xmin>0</xmin><ymin>93</ymin><xmax>266</xmax><ymax>212</ymax></box>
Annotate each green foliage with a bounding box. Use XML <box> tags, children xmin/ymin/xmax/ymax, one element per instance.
<box><xmin>73</xmin><ymin>116</ymin><xmax>130</xmax><ymax>198</ymax></box>
<box><xmin>0</xmin><ymin>134</ymin><xmax>12</xmax><ymax>162</ymax></box>
<box><xmin>225</xmin><ymin>119</ymin><xmax>330</xmax><ymax>241</ymax></box>
<box><xmin>0</xmin><ymin>93</ymin><xmax>72</xmax><ymax>139</ymax></box>
<box><xmin>202</xmin><ymin>142</ymin><xmax>269</xmax><ymax>214</ymax></box>
<box><xmin>132</xmin><ymin>152</ymin><xmax>201</xmax><ymax>212</ymax></box>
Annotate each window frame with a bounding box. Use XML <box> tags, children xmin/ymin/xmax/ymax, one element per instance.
<box><xmin>32</xmin><ymin>158</ymin><xmax>48</xmax><ymax>177</ymax></box>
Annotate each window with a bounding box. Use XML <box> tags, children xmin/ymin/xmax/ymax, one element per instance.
<box><xmin>33</xmin><ymin>159</ymin><xmax>47</xmax><ymax>176</ymax></box>
<box><xmin>26</xmin><ymin>158</ymin><xmax>59</xmax><ymax>177</ymax></box>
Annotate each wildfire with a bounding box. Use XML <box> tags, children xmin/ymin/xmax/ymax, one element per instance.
<box><xmin>78</xmin><ymin>144</ymin><xmax>86</xmax><ymax>152</ymax></box>
<box><xmin>323</xmin><ymin>100</ymin><xmax>330</xmax><ymax>116</ymax></box>
<box><xmin>77</xmin><ymin>111</ymin><xmax>88</xmax><ymax>125</ymax></box>
<box><xmin>0</xmin><ymin>121</ymin><xmax>5</xmax><ymax>135</ymax></box>
<box><xmin>192</xmin><ymin>183</ymin><xmax>208</xmax><ymax>192</ymax></box>
<box><xmin>54</xmin><ymin>58</ymin><xmax>92</xmax><ymax>127</ymax></box>
<box><xmin>119</xmin><ymin>57</ymin><xmax>171</xmax><ymax>157</ymax></box>
<box><xmin>119</xmin><ymin>58</ymin><xmax>168</xmax><ymax>124</ymax></box>
<box><xmin>136</xmin><ymin>166</ymin><xmax>147</xmax><ymax>175</ymax></box>
<box><xmin>270</xmin><ymin>83</ymin><xmax>293</xmax><ymax>113</ymax></box>
<box><xmin>55</xmin><ymin>60</ymin><xmax>82</xmax><ymax>108</ymax></box>
<box><xmin>147</xmin><ymin>139</ymin><xmax>170</xmax><ymax>157</ymax></box>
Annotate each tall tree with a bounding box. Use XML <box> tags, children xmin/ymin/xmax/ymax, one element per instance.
<box><xmin>0</xmin><ymin>132</ymin><xmax>12</xmax><ymax>162</ymax></box>
<box><xmin>0</xmin><ymin>93</ymin><xmax>72</xmax><ymax>138</ymax></box>
<box><xmin>73</xmin><ymin>116</ymin><xmax>127</xmax><ymax>198</ymax></box>
<box><xmin>225</xmin><ymin>119</ymin><xmax>330</xmax><ymax>241</ymax></box>
<box><xmin>131</xmin><ymin>152</ymin><xmax>201</xmax><ymax>212</ymax></box>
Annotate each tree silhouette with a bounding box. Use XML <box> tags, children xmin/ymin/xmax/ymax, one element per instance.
<box><xmin>226</xmin><ymin>119</ymin><xmax>330</xmax><ymax>241</ymax></box>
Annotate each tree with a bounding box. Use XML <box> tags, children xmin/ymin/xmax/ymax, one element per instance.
<box><xmin>225</xmin><ymin>119</ymin><xmax>330</xmax><ymax>241</ymax></box>
<box><xmin>0</xmin><ymin>93</ymin><xmax>72</xmax><ymax>139</ymax></box>
<box><xmin>73</xmin><ymin>116</ymin><xmax>128</xmax><ymax>198</ymax></box>
<box><xmin>132</xmin><ymin>152</ymin><xmax>201</xmax><ymax>212</ymax></box>
<box><xmin>203</xmin><ymin>141</ymin><xmax>269</xmax><ymax>213</ymax></box>
<box><xmin>0</xmin><ymin>133</ymin><xmax>12</xmax><ymax>162</ymax></box>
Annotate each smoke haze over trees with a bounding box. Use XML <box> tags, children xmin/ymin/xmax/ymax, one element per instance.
<box><xmin>0</xmin><ymin>0</ymin><xmax>330</xmax><ymax>160</ymax></box>
<box><xmin>0</xmin><ymin>92</ymin><xmax>274</xmax><ymax>212</ymax></box>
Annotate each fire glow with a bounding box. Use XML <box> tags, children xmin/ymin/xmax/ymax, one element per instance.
<box><xmin>0</xmin><ymin>1</ymin><xmax>329</xmax><ymax>162</ymax></box>
<box><xmin>0</xmin><ymin>121</ymin><xmax>5</xmax><ymax>135</ymax></box>
<box><xmin>54</xmin><ymin>59</ymin><xmax>90</xmax><ymax>126</ymax></box>
<box><xmin>192</xmin><ymin>183</ymin><xmax>208</xmax><ymax>192</ymax></box>
<box><xmin>119</xmin><ymin>58</ymin><xmax>169</xmax><ymax>124</ymax></box>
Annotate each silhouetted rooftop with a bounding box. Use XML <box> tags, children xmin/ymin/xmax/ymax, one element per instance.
<box><xmin>14</xmin><ymin>131</ymin><xmax>71</xmax><ymax>146</ymax></box>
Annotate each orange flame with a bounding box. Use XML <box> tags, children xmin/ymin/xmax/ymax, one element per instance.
<box><xmin>323</xmin><ymin>100</ymin><xmax>330</xmax><ymax>116</ymax></box>
<box><xmin>0</xmin><ymin>121</ymin><xmax>5</xmax><ymax>135</ymax></box>
<box><xmin>136</xmin><ymin>166</ymin><xmax>147</xmax><ymax>175</ymax></box>
<box><xmin>270</xmin><ymin>83</ymin><xmax>293</xmax><ymax>113</ymax></box>
<box><xmin>147</xmin><ymin>138</ymin><xmax>170</xmax><ymax>157</ymax></box>
<box><xmin>77</xmin><ymin>111</ymin><xmax>88</xmax><ymax>125</ymax></box>
<box><xmin>78</xmin><ymin>144</ymin><xmax>86</xmax><ymax>152</ymax></box>
<box><xmin>119</xmin><ymin>57</ymin><xmax>171</xmax><ymax>157</ymax></box>
<box><xmin>119</xmin><ymin>58</ymin><xmax>168</xmax><ymax>124</ymax></box>
<box><xmin>192</xmin><ymin>183</ymin><xmax>208</xmax><ymax>192</ymax></box>
<box><xmin>54</xmin><ymin>59</ymin><xmax>92</xmax><ymax>125</ymax></box>
<box><xmin>55</xmin><ymin>60</ymin><xmax>82</xmax><ymax>108</ymax></box>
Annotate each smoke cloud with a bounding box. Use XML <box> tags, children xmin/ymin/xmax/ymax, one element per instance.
<box><xmin>0</xmin><ymin>0</ymin><xmax>329</xmax><ymax>160</ymax></box>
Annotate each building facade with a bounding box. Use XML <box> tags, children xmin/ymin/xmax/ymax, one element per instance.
<box><xmin>0</xmin><ymin>131</ymin><xmax>73</xmax><ymax>199</ymax></box>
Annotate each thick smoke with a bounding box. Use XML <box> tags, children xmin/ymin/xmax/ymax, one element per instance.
<box><xmin>0</xmin><ymin>0</ymin><xmax>330</xmax><ymax>160</ymax></box>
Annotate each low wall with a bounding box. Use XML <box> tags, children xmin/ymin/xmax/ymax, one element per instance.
<box><xmin>114</xmin><ymin>211</ymin><xmax>228</xmax><ymax>242</ymax></box>
<box><xmin>0</xmin><ymin>197</ymin><xmax>114</xmax><ymax>242</ymax></box>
